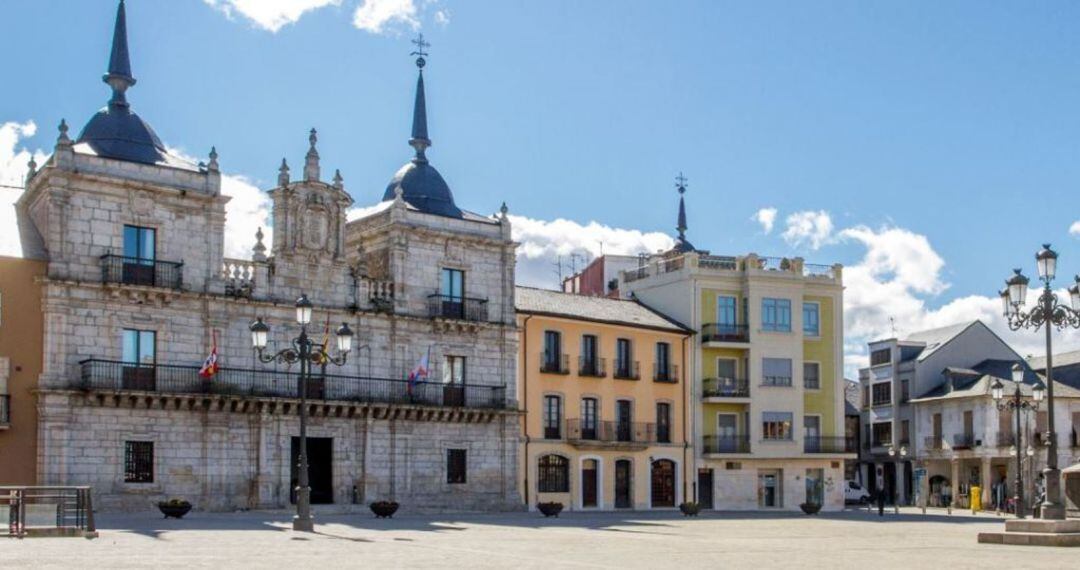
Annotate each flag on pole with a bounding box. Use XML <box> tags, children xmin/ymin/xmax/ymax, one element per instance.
<box><xmin>315</xmin><ymin>314</ymin><xmax>331</xmax><ymax>365</ymax></box>
<box><xmin>407</xmin><ymin>348</ymin><xmax>431</xmax><ymax>396</ymax></box>
<box><xmin>199</xmin><ymin>331</ymin><xmax>219</xmax><ymax>379</ymax></box>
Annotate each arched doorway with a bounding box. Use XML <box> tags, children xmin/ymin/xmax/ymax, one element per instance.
<box><xmin>615</xmin><ymin>459</ymin><xmax>632</xmax><ymax>509</ymax></box>
<box><xmin>582</xmin><ymin>459</ymin><xmax>598</xmax><ymax>508</ymax></box>
<box><xmin>651</xmin><ymin>459</ymin><xmax>676</xmax><ymax>507</ymax></box>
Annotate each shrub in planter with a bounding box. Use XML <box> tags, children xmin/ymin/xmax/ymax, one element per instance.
<box><xmin>157</xmin><ymin>498</ymin><xmax>192</xmax><ymax>519</ymax></box>
<box><xmin>799</xmin><ymin>502</ymin><xmax>822</xmax><ymax>515</ymax></box>
<box><xmin>537</xmin><ymin>502</ymin><xmax>563</xmax><ymax>517</ymax></box>
<box><xmin>679</xmin><ymin>502</ymin><xmax>701</xmax><ymax>516</ymax></box>
<box><xmin>370</xmin><ymin>500</ymin><xmax>400</xmax><ymax>519</ymax></box>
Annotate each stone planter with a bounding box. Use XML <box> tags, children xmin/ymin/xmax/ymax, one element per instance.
<box><xmin>157</xmin><ymin>501</ymin><xmax>192</xmax><ymax>519</ymax></box>
<box><xmin>370</xmin><ymin>501</ymin><xmax>400</xmax><ymax>519</ymax></box>
<box><xmin>537</xmin><ymin>502</ymin><xmax>563</xmax><ymax>517</ymax></box>
<box><xmin>679</xmin><ymin>502</ymin><xmax>701</xmax><ymax>516</ymax></box>
<box><xmin>799</xmin><ymin>502</ymin><xmax>822</xmax><ymax>515</ymax></box>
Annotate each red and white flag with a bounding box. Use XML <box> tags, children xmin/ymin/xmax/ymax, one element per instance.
<box><xmin>407</xmin><ymin>348</ymin><xmax>430</xmax><ymax>395</ymax></box>
<box><xmin>199</xmin><ymin>331</ymin><xmax>219</xmax><ymax>379</ymax></box>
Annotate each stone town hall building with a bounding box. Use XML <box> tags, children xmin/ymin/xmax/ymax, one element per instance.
<box><xmin>15</xmin><ymin>2</ymin><xmax>519</xmax><ymax>511</ymax></box>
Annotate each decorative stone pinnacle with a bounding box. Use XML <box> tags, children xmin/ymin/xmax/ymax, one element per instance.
<box><xmin>26</xmin><ymin>156</ymin><xmax>38</xmax><ymax>184</ymax></box>
<box><xmin>208</xmin><ymin>146</ymin><xmax>219</xmax><ymax>171</ymax></box>
<box><xmin>278</xmin><ymin>158</ymin><xmax>290</xmax><ymax>187</ymax></box>
<box><xmin>253</xmin><ymin>226</ymin><xmax>267</xmax><ymax>261</ymax></box>
<box><xmin>393</xmin><ymin>185</ymin><xmax>405</xmax><ymax>203</ymax></box>
<box><xmin>57</xmin><ymin>118</ymin><xmax>71</xmax><ymax>145</ymax></box>
<box><xmin>304</xmin><ymin>128</ymin><xmax>320</xmax><ymax>182</ymax></box>
<box><xmin>500</xmin><ymin>202</ymin><xmax>509</xmax><ymax>218</ymax></box>
<box><xmin>333</xmin><ymin>169</ymin><xmax>343</xmax><ymax>188</ymax></box>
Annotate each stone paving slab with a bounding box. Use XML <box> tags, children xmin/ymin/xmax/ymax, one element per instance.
<box><xmin>2</xmin><ymin>507</ymin><xmax>1078</xmax><ymax>569</ymax></box>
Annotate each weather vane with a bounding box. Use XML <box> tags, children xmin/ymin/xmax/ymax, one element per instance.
<box><xmin>411</xmin><ymin>33</ymin><xmax>431</xmax><ymax>69</ymax></box>
<box><xmin>675</xmin><ymin>172</ymin><xmax>688</xmax><ymax>194</ymax></box>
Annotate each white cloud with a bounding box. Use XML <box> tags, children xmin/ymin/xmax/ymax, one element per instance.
<box><xmin>1070</xmin><ymin>220</ymin><xmax>1080</xmax><ymax>237</ymax></box>
<box><xmin>781</xmin><ymin>210</ymin><xmax>833</xmax><ymax>250</ymax></box>
<box><xmin>204</xmin><ymin>0</ymin><xmax>341</xmax><ymax>33</ymax></box>
<box><xmin>353</xmin><ymin>0</ymin><xmax>419</xmax><ymax>34</ymax></box>
<box><xmin>752</xmin><ymin>207</ymin><xmax>777</xmax><ymax>234</ymax></box>
<box><xmin>0</xmin><ymin>120</ymin><xmax>49</xmax><ymax>258</ymax></box>
<box><xmin>433</xmin><ymin>8</ymin><xmax>450</xmax><ymax>26</ymax></box>
<box><xmin>508</xmin><ymin>215</ymin><xmax>674</xmax><ymax>288</ymax></box>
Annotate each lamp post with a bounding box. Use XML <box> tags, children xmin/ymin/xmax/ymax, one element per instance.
<box><xmin>991</xmin><ymin>365</ymin><xmax>1044</xmax><ymax>519</ymax></box>
<box><xmin>887</xmin><ymin>444</ymin><xmax>908</xmax><ymax>513</ymax></box>
<box><xmin>250</xmin><ymin>294</ymin><xmax>353</xmax><ymax>532</ymax></box>
<box><xmin>998</xmin><ymin>244</ymin><xmax>1080</xmax><ymax>520</ymax></box>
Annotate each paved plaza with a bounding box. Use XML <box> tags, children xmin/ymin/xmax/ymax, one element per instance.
<box><xmin>2</xmin><ymin>507</ymin><xmax>1077</xmax><ymax>569</ymax></box>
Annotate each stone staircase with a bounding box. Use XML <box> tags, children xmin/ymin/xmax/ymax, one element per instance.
<box><xmin>978</xmin><ymin>519</ymin><xmax>1080</xmax><ymax>547</ymax></box>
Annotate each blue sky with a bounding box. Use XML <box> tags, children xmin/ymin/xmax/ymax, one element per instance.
<box><xmin>2</xmin><ymin>0</ymin><xmax>1079</xmax><ymax>370</ymax></box>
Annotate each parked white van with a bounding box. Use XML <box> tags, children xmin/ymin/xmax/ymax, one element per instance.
<box><xmin>845</xmin><ymin>480</ymin><xmax>871</xmax><ymax>504</ymax></box>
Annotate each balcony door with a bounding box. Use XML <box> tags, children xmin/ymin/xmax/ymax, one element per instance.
<box><xmin>581</xmin><ymin>334</ymin><xmax>598</xmax><ymax>375</ymax></box>
<box><xmin>122</xmin><ymin>225</ymin><xmax>156</xmax><ymax>286</ymax></box>
<box><xmin>440</xmin><ymin>268</ymin><xmax>465</xmax><ymax>318</ymax></box>
<box><xmin>804</xmin><ymin>416</ymin><xmax>821</xmax><ymax>451</ymax></box>
<box><xmin>716</xmin><ymin>358</ymin><xmax>738</xmax><ymax>394</ymax></box>
<box><xmin>614</xmin><ymin>459</ymin><xmax>632</xmax><ymax>509</ymax></box>
<box><xmin>717</xmin><ymin>295</ymin><xmax>737</xmax><ymax>332</ymax></box>
<box><xmin>543</xmin><ymin>331</ymin><xmax>562</xmax><ymax>372</ymax></box>
<box><xmin>581</xmin><ymin>397</ymin><xmax>598</xmax><ymax>440</ymax></box>
<box><xmin>442</xmin><ymin>355</ymin><xmax>465</xmax><ymax>406</ymax></box>
<box><xmin>717</xmin><ymin>414</ymin><xmax>737</xmax><ymax>452</ymax></box>
<box><xmin>121</xmin><ymin>329</ymin><xmax>156</xmax><ymax>390</ymax></box>
<box><xmin>616</xmin><ymin>400</ymin><xmax>632</xmax><ymax>442</ymax></box>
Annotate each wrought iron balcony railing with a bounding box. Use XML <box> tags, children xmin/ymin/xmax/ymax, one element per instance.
<box><xmin>804</xmin><ymin>436</ymin><xmax>856</xmax><ymax>453</ymax></box>
<box><xmin>613</xmin><ymin>360</ymin><xmax>640</xmax><ymax>380</ymax></box>
<box><xmin>100</xmin><ymin>254</ymin><xmax>183</xmax><ymax>290</ymax></box>
<box><xmin>77</xmin><ymin>359</ymin><xmax>509</xmax><ymax>410</ymax></box>
<box><xmin>0</xmin><ymin>395</ymin><xmax>9</xmax><ymax>427</ymax></box>
<box><xmin>701</xmin><ymin>323</ymin><xmax>750</xmax><ymax>343</ymax></box>
<box><xmin>702</xmin><ymin>435</ymin><xmax>751</xmax><ymax>454</ymax></box>
<box><xmin>578</xmin><ymin>356</ymin><xmax>606</xmax><ymax>377</ymax></box>
<box><xmin>565</xmin><ymin>419</ymin><xmax>656</xmax><ymax>444</ymax></box>
<box><xmin>702</xmin><ymin>377</ymin><xmax>750</xmax><ymax>398</ymax></box>
<box><xmin>653</xmin><ymin>363</ymin><xmax>679</xmax><ymax>383</ymax></box>
<box><xmin>996</xmin><ymin>431</ymin><xmax>1016</xmax><ymax>448</ymax></box>
<box><xmin>925</xmin><ymin>435</ymin><xmax>944</xmax><ymax>451</ymax></box>
<box><xmin>540</xmin><ymin>354</ymin><xmax>570</xmax><ymax>375</ymax></box>
<box><xmin>952</xmin><ymin>433</ymin><xmax>976</xmax><ymax>450</ymax></box>
<box><xmin>426</xmin><ymin>294</ymin><xmax>488</xmax><ymax>322</ymax></box>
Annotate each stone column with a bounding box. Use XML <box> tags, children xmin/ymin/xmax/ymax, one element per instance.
<box><xmin>980</xmin><ymin>456</ymin><xmax>992</xmax><ymax>510</ymax></box>
<box><xmin>950</xmin><ymin>459</ymin><xmax>960</xmax><ymax>508</ymax></box>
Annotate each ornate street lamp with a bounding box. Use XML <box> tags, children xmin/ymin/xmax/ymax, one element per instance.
<box><xmin>250</xmin><ymin>294</ymin><xmax>353</xmax><ymax>532</ymax></box>
<box><xmin>887</xmin><ymin>444</ymin><xmax>908</xmax><ymax>512</ymax></box>
<box><xmin>999</xmin><ymin>244</ymin><xmax>1080</xmax><ymax>520</ymax></box>
<box><xmin>991</xmin><ymin>364</ymin><xmax>1044</xmax><ymax>519</ymax></box>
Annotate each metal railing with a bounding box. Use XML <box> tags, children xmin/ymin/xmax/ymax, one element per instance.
<box><xmin>762</xmin><ymin>375</ymin><xmax>793</xmax><ymax>387</ymax></box>
<box><xmin>804</xmin><ymin>436</ymin><xmax>856</xmax><ymax>454</ymax></box>
<box><xmin>612</xmin><ymin>360</ymin><xmax>640</xmax><ymax>380</ymax></box>
<box><xmin>0</xmin><ymin>395</ymin><xmax>9</xmax><ymax>426</ymax></box>
<box><xmin>565</xmin><ymin>419</ymin><xmax>656</xmax><ymax>444</ymax></box>
<box><xmin>925</xmin><ymin>435</ymin><xmax>944</xmax><ymax>451</ymax></box>
<box><xmin>702</xmin><ymin>377</ymin><xmax>750</xmax><ymax>398</ymax></box>
<box><xmin>426</xmin><ymin>294</ymin><xmax>488</xmax><ymax>322</ymax></box>
<box><xmin>952</xmin><ymin>433</ymin><xmax>976</xmax><ymax>449</ymax></box>
<box><xmin>803</xmin><ymin>264</ymin><xmax>836</xmax><ymax>278</ymax></box>
<box><xmin>699</xmin><ymin>255</ymin><xmax>738</xmax><ymax>270</ymax></box>
<box><xmin>540</xmin><ymin>354</ymin><xmax>570</xmax><ymax>375</ymax></box>
<box><xmin>77</xmin><ymin>359</ymin><xmax>509</xmax><ymax>410</ymax></box>
<box><xmin>578</xmin><ymin>356</ymin><xmax>606</xmax><ymax>377</ymax></box>
<box><xmin>701</xmin><ymin>323</ymin><xmax>750</xmax><ymax>343</ymax></box>
<box><xmin>100</xmin><ymin>254</ymin><xmax>183</xmax><ymax>290</ymax></box>
<box><xmin>702</xmin><ymin>435</ymin><xmax>751</xmax><ymax>454</ymax></box>
<box><xmin>996</xmin><ymin>431</ymin><xmax>1016</xmax><ymax>448</ymax></box>
<box><xmin>653</xmin><ymin>363</ymin><xmax>678</xmax><ymax>383</ymax></box>
<box><xmin>1</xmin><ymin>487</ymin><xmax>96</xmax><ymax>538</ymax></box>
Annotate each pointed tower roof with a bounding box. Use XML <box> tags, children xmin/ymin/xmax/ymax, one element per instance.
<box><xmin>671</xmin><ymin>173</ymin><xmax>696</xmax><ymax>253</ymax></box>
<box><xmin>382</xmin><ymin>33</ymin><xmax>462</xmax><ymax>218</ymax></box>
<box><xmin>75</xmin><ymin>0</ymin><xmax>177</xmax><ymax>166</ymax></box>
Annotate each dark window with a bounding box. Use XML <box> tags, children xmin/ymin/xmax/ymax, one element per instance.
<box><xmin>581</xmin><ymin>397</ymin><xmax>598</xmax><ymax>439</ymax></box>
<box><xmin>803</xmin><ymin>362</ymin><xmax>820</xmax><ymax>389</ymax></box>
<box><xmin>762</xmin><ymin>358</ymin><xmax>793</xmax><ymax>386</ymax></box>
<box><xmin>441</xmin><ymin>268</ymin><xmax>464</xmax><ymax>299</ymax></box>
<box><xmin>900</xmin><ymin>420</ymin><xmax>910</xmax><ymax>444</ymax></box>
<box><xmin>447</xmin><ymin>449</ymin><xmax>467</xmax><ymax>484</ymax></box>
<box><xmin>871</xmin><ymin>382</ymin><xmax>892</xmax><ymax>406</ymax></box>
<box><xmin>656</xmin><ymin>402</ymin><xmax>671</xmax><ymax>443</ymax></box>
<box><xmin>616</xmin><ymin>400</ymin><xmax>633</xmax><ymax>442</ymax></box>
<box><xmin>538</xmin><ymin>454</ymin><xmax>569</xmax><ymax>493</ymax></box>
<box><xmin>900</xmin><ymin>379</ymin><xmax>910</xmax><ymax>402</ymax></box>
<box><xmin>124</xmin><ymin>441</ymin><xmax>154</xmax><ymax>483</ymax></box>
<box><xmin>655</xmin><ymin>342</ymin><xmax>671</xmax><ymax>380</ymax></box>
<box><xmin>543</xmin><ymin>395</ymin><xmax>562</xmax><ymax>439</ymax></box>
<box><xmin>616</xmin><ymin>338</ymin><xmax>633</xmax><ymax>377</ymax></box>
<box><xmin>872</xmin><ymin>422</ymin><xmax>892</xmax><ymax>447</ymax></box>
<box><xmin>581</xmin><ymin>334</ymin><xmax>598</xmax><ymax>374</ymax></box>
<box><xmin>870</xmin><ymin>348</ymin><xmax>891</xmax><ymax>366</ymax></box>
<box><xmin>543</xmin><ymin>331</ymin><xmax>562</xmax><ymax>371</ymax></box>
<box><xmin>123</xmin><ymin>225</ymin><xmax>156</xmax><ymax>261</ymax></box>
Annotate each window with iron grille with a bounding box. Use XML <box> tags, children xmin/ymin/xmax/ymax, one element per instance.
<box><xmin>447</xmin><ymin>449</ymin><xmax>467</xmax><ymax>484</ymax></box>
<box><xmin>124</xmin><ymin>441</ymin><xmax>154</xmax><ymax>483</ymax></box>
<box><xmin>537</xmin><ymin>454</ymin><xmax>569</xmax><ymax>493</ymax></box>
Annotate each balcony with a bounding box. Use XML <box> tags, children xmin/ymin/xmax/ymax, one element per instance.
<box><xmin>613</xmin><ymin>360</ymin><xmax>640</xmax><ymax>381</ymax></box>
<box><xmin>804</xmin><ymin>436</ymin><xmax>856</xmax><ymax>454</ymax></box>
<box><xmin>924</xmin><ymin>435</ymin><xmax>944</xmax><ymax>451</ymax></box>
<box><xmin>702</xmin><ymin>377</ymin><xmax>750</xmax><ymax>399</ymax></box>
<box><xmin>100</xmin><ymin>254</ymin><xmax>183</xmax><ymax>290</ymax></box>
<box><xmin>0</xmin><ymin>395</ymin><xmax>9</xmax><ymax>428</ymax></box>
<box><xmin>565</xmin><ymin>419</ymin><xmax>656</xmax><ymax>448</ymax></box>
<box><xmin>996</xmin><ymin>431</ymin><xmax>1016</xmax><ymax>448</ymax></box>
<box><xmin>653</xmin><ymin>363</ymin><xmax>679</xmax><ymax>383</ymax></box>
<box><xmin>427</xmin><ymin>294</ymin><xmax>488</xmax><ymax>322</ymax></box>
<box><xmin>952</xmin><ymin>433</ymin><xmax>976</xmax><ymax>450</ymax></box>
<box><xmin>701</xmin><ymin>323</ymin><xmax>750</xmax><ymax>344</ymax></box>
<box><xmin>77</xmin><ymin>359</ymin><xmax>509</xmax><ymax>410</ymax></box>
<box><xmin>702</xmin><ymin>435</ymin><xmax>751</xmax><ymax>454</ymax></box>
<box><xmin>578</xmin><ymin>356</ymin><xmax>606</xmax><ymax>378</ymax></box>
<box><xmin>540</xmin><ymin>354</ymin><xmax>570</xmax><ymax>375</ymax></box>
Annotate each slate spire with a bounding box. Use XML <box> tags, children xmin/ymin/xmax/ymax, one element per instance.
<box><xmin>104</xmin><ymin>0</ymin><xmax>136</xmax><ymax>107</ymax></box>
<box><xmin>408</xmin><ymin>33</ymin><xmax>431</xmax><ymax>162</ymax></box>
<box><xmin>671</xmin><ymin>173</ymin><xmax>696</xmax><ymax>253</ymax></box>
